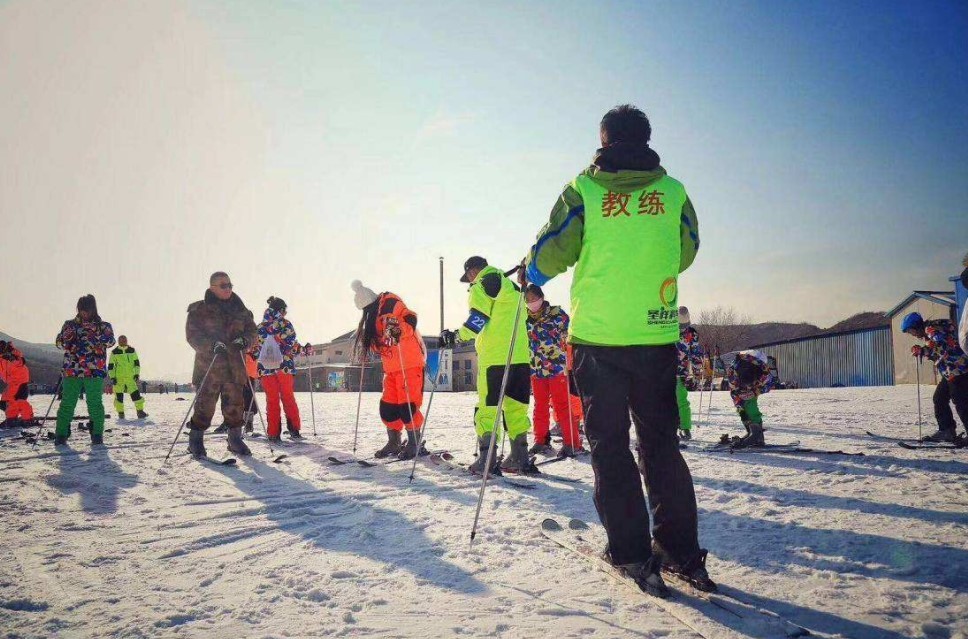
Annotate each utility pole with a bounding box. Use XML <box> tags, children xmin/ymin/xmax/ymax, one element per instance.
<box><xmin>439</xmin><ymin>257</ymin><xmax>445</xmax><ymax>333</ymax></box>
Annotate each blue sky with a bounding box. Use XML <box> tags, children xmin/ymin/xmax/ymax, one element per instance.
<box><xmin>1</xmin><ymin>1</ymin><xmax>965</xmax><ymax>377</ymax></box>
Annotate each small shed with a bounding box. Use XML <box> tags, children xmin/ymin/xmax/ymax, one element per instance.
<box><xmin>885</xmin><ymin>291</ymin><xmax>956</xmax><ymax>384</ymax></box>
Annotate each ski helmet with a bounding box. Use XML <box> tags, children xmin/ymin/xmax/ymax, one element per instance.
<box><xmin>901</xmin><ymin>312</ymin><xmax>924</xmax><ymax>333</ymax></box>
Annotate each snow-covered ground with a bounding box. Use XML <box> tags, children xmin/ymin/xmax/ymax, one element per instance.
<box><xmin>1</xmin><ymin>386</ymin><xmax>965</xmax><ymax>639</ymax></box>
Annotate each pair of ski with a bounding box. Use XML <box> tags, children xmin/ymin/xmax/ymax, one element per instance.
<box><xmin>865</xmin><ymin>430</ymin><xmax>964</xmax><ymax>450</ymax></box>
<box><xmin>698</xmin><ymin>440</ymin><xmax>865</xmax><ymax>457</ymax></box>
<box><xmin>541</xmin><ymin>517</ymin><xmax>813</xmax><ymax>638</ymax></box>
<box><xmin>429</xmin><ymin>451</ymin><xmax>581</xmax><ymax>488</ymax></box>
<box><xmin>327</xmin><ymin>447</ymin><xmax>438</xmax><ymax>468</ymax></box>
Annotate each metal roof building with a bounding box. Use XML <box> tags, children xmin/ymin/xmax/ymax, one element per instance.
<box><xmin>752</xmin><ymin>326</ymin><xmax>894</xmax><ymax>389</ymax></box>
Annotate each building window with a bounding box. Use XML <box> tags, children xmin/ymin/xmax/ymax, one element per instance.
<box><xmin>335</xmin><ymin>350</ymin><xmax>342</xmax><ymax>356</ymax></box>
<box><xmin>464</xmin><ymin>372</ymin><xmax>472</xmax><ymax>386</ymax></box>
<box><xmin>464</xmin><ymin>360</ymin><xmax>471</xmax><ymax>370</ymax></box>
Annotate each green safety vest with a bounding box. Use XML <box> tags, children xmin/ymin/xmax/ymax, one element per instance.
<box><xmin>570</xmin><ymin>174</ymin><xmax>684</xmax><ymax>346</ymax></box>
<box><xmin>460</xmin><ymin>265</ymin><xmax>530</xmax><ymax>367</ymax></box>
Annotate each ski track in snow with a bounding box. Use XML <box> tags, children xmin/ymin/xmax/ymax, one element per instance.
<box><xmin>0</xmin><ymin>387</ymin><xmax>966</xmax><ymax>638</ymax></box>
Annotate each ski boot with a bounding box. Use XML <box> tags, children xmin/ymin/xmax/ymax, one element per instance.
<box><xmin>678</xmin><ymin>428</ymin><xmax>692</xmax><ymax>441</ymax></box>
<box><xmin>116</xmin><ymin>412</ymin><xmax>125</xmax><ymax>420</ymax></box>
<box><xmin>397</xmin><ymin>428</ymin><xmax>428</xmax><ymax>460</ymax></box>
<box><xmin>188</xmin><ymin>427</ymin><xmax>207</xmax><ymax>459</ymax></box>
<box><xmin>468</xmin><ymin>435</ymin><xmax>500</xmax><ymax>475</ymax></box>
<box><xmin>922</xmin><ymin>429</ymin><xmax>956</xmax><ymax>443</ymax></box>
<box><xmin>90</xmin><ymin>428</ymin><xmax>104</xmax><ymax>446</ymax></box>
<box><xmin>267</xmin><ymin>435</ymin><xmax>282</xmax><ymax>443</ymax></box>
<box><xmin>211</xmin><ymin>424</ymin><xmax>228</xmax><ymax>435</ymax></box>
<box><xmin>227</xmin><ymin>426</ymin><xmax>251</xmax><ymax>456</ymax></box>
<box><xmin>136</xmin><ymin>409</ymin><xmax>148</xmax><ymax>419</ymax></box>
<box><xmin>374</xmin><ymin>428</ymin><xmax>403</xmax><ymax>458</ymax></box>
<box><xmin>286</xmin><ymin>427</ymin><xmax>305</xmax><ymax>440</ymax></box>
<box><xmin>501</xmin><ymin>434</ymin><xmax>538</xmax><ymax>475</ymax></box>
<box><xmin>653</xmin><ymin>545</ymin><xmax>717</xmax><ymax>592</ymax></box>
<box><xmin>557</xmin><ymin>444</ymin><xmax>585</xmax><ymax>458</ymax></box>
<box><xmin>54</xmin><ymin>433</ymin><xmax>69</xmax><ymax>446</ymax></box>
<box><xmin>528</xmin><ymin>435</ymin><xmax>555</xmax><ymax>457</ymax></box>
<box><xmin>732</xmin><ymin>421</ymin><xmax>765</xmax><ymax>449</ymax></box>
<box><xmin>603</xmin><ymin>546</ymin><xmax>670</xmax><ymax>598</ymax></box>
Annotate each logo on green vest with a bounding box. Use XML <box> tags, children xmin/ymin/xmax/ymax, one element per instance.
<box><xmin>659</xmin><ymin>277</ymin><xmax>677</xmax><ymax>307</ymax></box>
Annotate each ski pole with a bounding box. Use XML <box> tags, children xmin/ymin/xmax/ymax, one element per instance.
<box><xmin>307</xmin><ymin>357</ymin><xmax>317</xmax><ymax>437</ymax></box>
<box><xmin>352</xmin><ymin>359</ymin><xmax>366</xmax><ymax>454</ymax></box>
<box><xmin>240</xmin><ymin>351</ymin><xmax>273</xmax><ymax>455</ymax></box>
<box><xmin>408</xmin><ymin>349</ymin><xmax>447</xmax><ymax>483</ymax></box>
<box><xmin>916</xmin><ymin>352</ymin><xmax>923</xmax><ymax>441</ymax></box>
<box><xmin>697</xmin><ymin>374</ymin><xmax>704</xmax><ymax>431</ymax></box>
<box><xmin>397</xmin><ymin>342</ymin><xmax>418</xmax><ymax>438</ymax></box>
<box><xmin>163</xmin><ymin>353</ymin><xmax>219</xmax><ymax>464</ymax></box>
<box><xmin>565</xmin><ymin>367</ymin><xmax>577</xmax><ymax>449</ymax></box>
<box><xmin>31</xmin><ymin>376</ymin><xmax>63</xmax><ymax>449</ymax></box>
<box><xmin>470</xmin><ymin>281</ymin><xmax>527</xmax><ymax>548</ymax></box>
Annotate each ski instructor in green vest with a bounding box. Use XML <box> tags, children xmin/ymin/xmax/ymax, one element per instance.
<box><xmin>440</xmin><ymin>256</ymin><xmax>534</xmax><ymax>475</ymax></box>
<box><xmin>524</xmin><ymin>104</ymin><xmax>713</xmax><ymax>598</ymax></box>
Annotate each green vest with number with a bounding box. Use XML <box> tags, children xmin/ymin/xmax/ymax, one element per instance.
<box><xmin>570</xmin><ymin>174</ymin><xmax>684</xmax><ymax>346</ymax></box>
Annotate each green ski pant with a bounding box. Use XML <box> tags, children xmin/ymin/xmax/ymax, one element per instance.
<box><xmin>737</xmin><ymin>396</ymin><xmax>762</xmax><ymax>425</ymax></box>
<box><xmin>676</xmin><ymin>378</ymin><xmax>692</xmax><ymax>431</ymax></box>
<box><xmin>475</xmin><ymin>363</ymin><xmax>532</xmax><ymax>441</ymax></box>
<box><xmin>56</xmin><ymin>377</ymin><xmax>106</xmax><ymax>436</ymax></box>
<box><xmin>113</xmin><ymin>378</ymin><xmax>145</xmax><ymax>413</ymax></box>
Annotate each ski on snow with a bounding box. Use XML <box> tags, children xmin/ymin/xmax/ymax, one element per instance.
<box><xmin>195</xmin><ymin>455</ymin><xmax>237</xmax><ymax>466</ymax></box>
<box><xmin>866</xmin><ymin>430</ymin><xmax>964</xmax><ymax>450</ymax></box>
<box><xmin>540</xmin><ymin>517</ymin><xmax>813</xmax><ymax>638</ymax></box>
<box><xmin>428</xmin><ymin>452</ymin><xmax>537</xmax><ymax>490</ymax></box>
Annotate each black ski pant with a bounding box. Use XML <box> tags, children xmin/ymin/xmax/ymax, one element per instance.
<box><xmin>573</xmin><ymin>344</ymin><xmax>701</xmax><ymax>567</ymax></box>
<box><xmin>934</xmin><ymin>374</ymin><xmax>968</xmax><ymax>435</ymax></box>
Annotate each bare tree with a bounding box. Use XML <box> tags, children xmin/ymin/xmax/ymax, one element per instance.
<box><xmin>695</xmin><ymin>306</ymin><xmax>753</xmax><ymax>354</ymax></box>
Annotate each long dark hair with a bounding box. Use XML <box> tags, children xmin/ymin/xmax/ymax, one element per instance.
<box><xmin>77</xmin><ymin>294</ymin><xmax>100</xmax><ymax>321</ymax></box>
<box><xmin>352</xmin><ymin>299</ymin><xmax>380</xmax><ymax>364</ymax></box>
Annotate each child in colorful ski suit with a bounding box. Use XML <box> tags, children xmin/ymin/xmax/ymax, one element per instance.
<box><xmin>725</xmin><ymin>350</ymin><xmax>773</xmax><ymax>448</ymax></box>
<box><xmin>254</xmin><ymin>297</ymin><xmax>304</xmax><ymax>441</ymax></box>
<box><xmin>676</xmin><ymin>307</ymin><xmax>704</xmax><ymax>441</ymax></box>
<box><xmin>55</xmin><ymin>295</ymin><xmax>115</xmax><ymax>445</ymax></box>
<box><xmin>903</xmin><ymin>312</ymin><xmax>968</xmax><ymax>443</ymax></box>
<box><xmin>525</xmin><ymin>284</ymin><xmax>582</xmax><ymax>457</ymax></box>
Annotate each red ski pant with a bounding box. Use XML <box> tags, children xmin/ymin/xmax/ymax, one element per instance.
<box><xmin>532</xmin><ymin>374</ymin><xmax>581</xmax><ymax>447</ymax></box>
<box><xmin>262</xmin><ymin>371</ymin><xmax>301</xmax><ymax>437</ymax></box>
<box><xmin>380</xmin><ymin>367</ymin><xmax>424</xmax><ymax>432</ymax></box>
<box><xmin>2</xmin><ymin>382</ymin><xmax>33</xmax><ymax>420</ymax></box>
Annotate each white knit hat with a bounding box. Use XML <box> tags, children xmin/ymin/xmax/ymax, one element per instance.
<box><xmin>678</xmin><ymin>305</ymin><xmax>691</xmax><ymax>325</ymax></box>
<box><xmin>351</xmin><ymin>280</ymin><xmax>378</xmax><ymax>310</ymax></box>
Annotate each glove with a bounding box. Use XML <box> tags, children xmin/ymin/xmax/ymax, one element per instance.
<box><xmin>439</xmin><ymin>329</ymin><xmax>457</xmax><ymax>348</ymax></box>
<box><xmin>516</xmin><ymin>259</ymin><xmax>527</xmax><ymax>287</ymax></box>
<box><xmin>0</xmin><ymin>400</ymin><xmax>7</xmax><ymax>411</ymax></box>
<box><xmin>911</xmin><ymin>345</ymin><xmax>923</xmax><ymax>358</ymax></box>
<box><xmin>213</xmin><ymin>341</ymin><xmax>227</xmax><ymax>354</ymax></box>
<box><xmin>232</xmin><ymin>337</ymin><xmax>247</xmax><ymax>349</ymax></box>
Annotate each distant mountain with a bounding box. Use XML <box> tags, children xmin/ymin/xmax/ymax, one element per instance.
<box><xmin>695</xmin><ymin>311</ymin><xmax>889</xmax><ymax>353</ymax></box>
<box><xmin>819</xmin><ymin>312</ymin><xmax>891</xmax><ymax>334</ymax></box>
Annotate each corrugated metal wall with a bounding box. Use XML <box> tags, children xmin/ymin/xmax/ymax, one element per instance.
<box><xmin>756</xmin><ymin>327</ymin><xmax>894</xmax><ymax>388</ymax></box>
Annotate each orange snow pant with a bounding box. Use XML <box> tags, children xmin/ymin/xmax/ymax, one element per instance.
<box><xmin>380</xmin><ymin>367</ymin><xmax>424</xmax><ymax>432</ymax></box>
<box><xmin>533</xmin><ymin>374</ymin><xmax>581</xmax><ymax>448</ymax></box>
<box><xmin>2</xmin><ymin>381</ymin><xmax>33</xmax><ymax>421</ymax></box>
<box><xmin>262</xmin><ymin>371</ymin><xmax>301</xmax><ymax>437</ymax></box>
